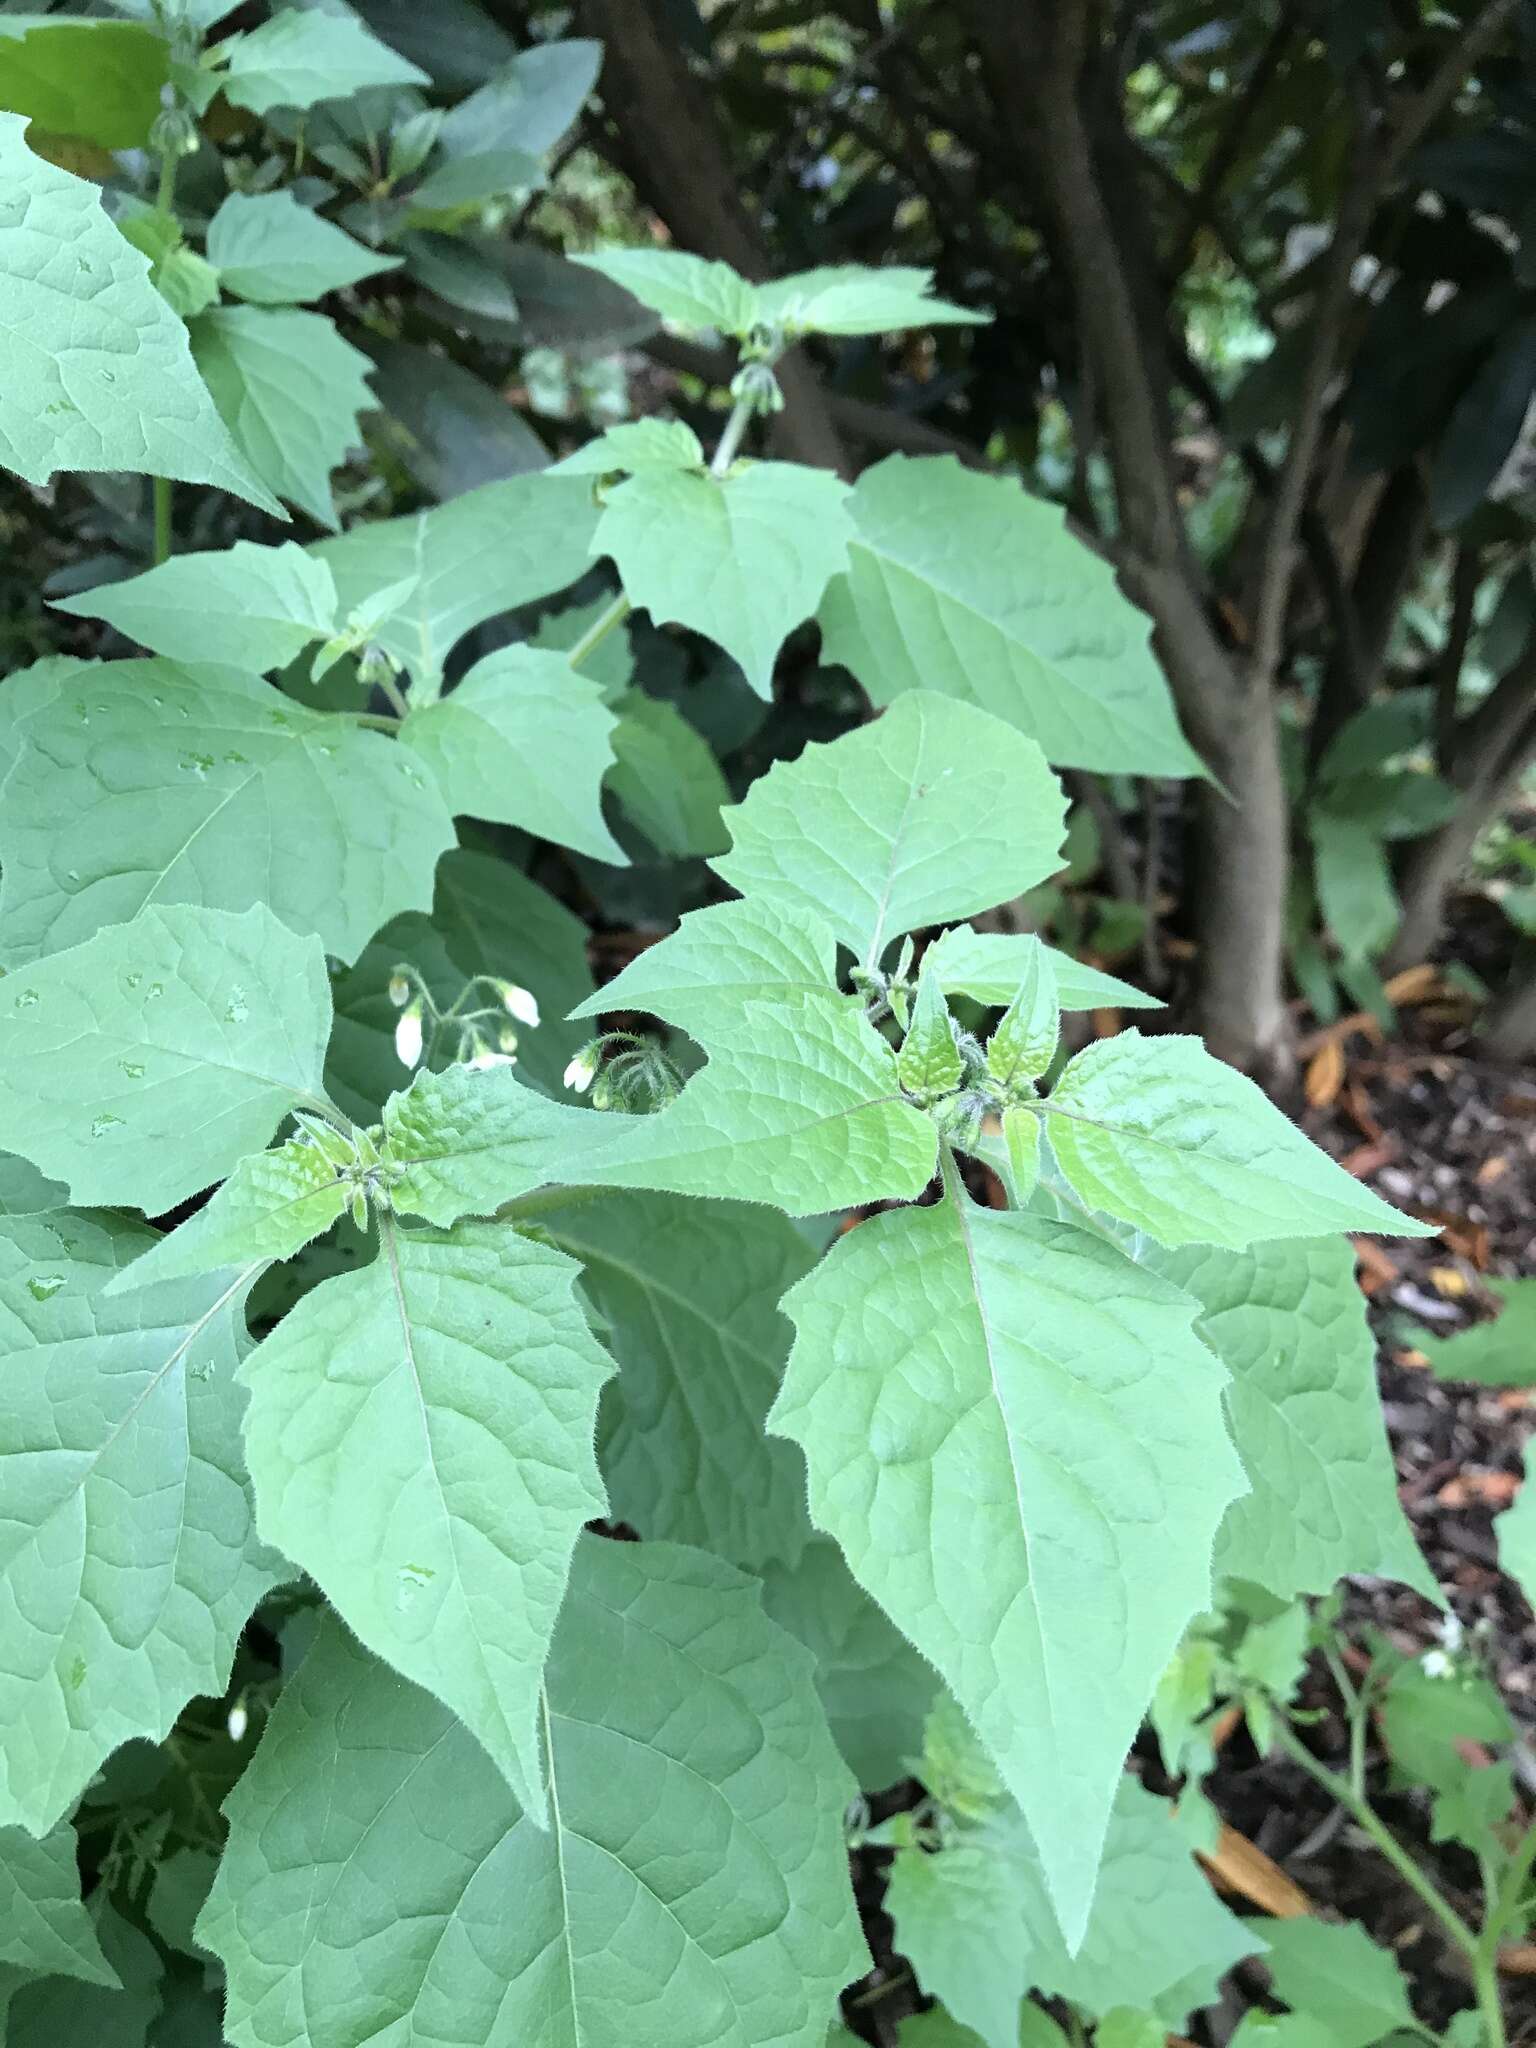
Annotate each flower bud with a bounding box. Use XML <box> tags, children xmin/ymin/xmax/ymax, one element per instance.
<box><xmin>499</xmin><ymin>981</ymin><xmax>541</xmax><ymax>1029</ymax></box>
<box><xmin>387</xmin><ymin>972</ymin><xmax>411</xmax><ymax>1009</ymax></box>
<box><xmin>394</xmin><ymin>1001</ymin><xmax>424</xmax><ymax>1069</ymax></box>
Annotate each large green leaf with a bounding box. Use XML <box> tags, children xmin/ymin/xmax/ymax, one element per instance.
<box><xmin>1310</xmin><ymin>813</ymin><xmax>1398</xmax><ymax>962</ymax></box>
<box><xmin>220</xmin><ymin>8</ymin><xmax>428</xmax><ymax>114</ymax></box>
<box><xmin>239</xmin><ymin>1216</ymin><xmax>612</xmax><ymax>1815</ymax></box>
<box><xmin>1252</xmin><ymin>1918</ymin><xmax>1415</xmax><ymax>2047</ymax></box>
<box><xmin>200</xmin><ymin>1538</ymin><xmax>867</xmax><ymax>2048</ymax></box>
<box><xmin>103</xmin><ymin>1140</ymin><xmax>348</xmax><ymax>1294</ymax></box>
<box><xmin>189</xmin><ymin>305</ymin><xmax>374</xmax><ymax>529</ymax></box>
<box><xmin>435</xmin><ymin>39</ymin><xmax>600</xmax><ymax>158</ymax></box>
<box><xmin>0</xmin><ymin>1210</ymin><xmax>280</xmax><ymax>1835</ymax></box>
<box><xmin>571</xmin><ymin>248</ymin><xmax>760</xmax><ymax>334</ymax></box>
<box><xmin>0</xmin><ymin>1819</ymin><xmax>117</xmax><ymax>1987</ymax></box>
<box><xmin>573</xmin><ymin>995</ymin><xmax>937</xmax><ymax>1215</ymax></box>
<box><xmin>0</xmin><ymin>19</ymin><xmax>167</xmax><ymax>148</ymax></box>
<box><xmin>569</xmin><ymin>897</ymin><xmax>838</xmax><ymax>1042</ymax></box>
<box><xmin>0</xmin><ymin>903</ymin><xmax>332</xmax><ymax>1213</ymax></box>
<box><xmin>759</xmin><ymin>1540</ymin><xmax>938</xmax><ymax>1790</ymax></box>
<box><xmin>715</xmin><ymin>693</ymin><xmax>1067</xmax><ymax>967</ymax></box>
<box><xmin>817</xmin><ymin>457</ymin><xmax>1201</xmax><ymax>777</ymax></box>
<box><xmin>540</xmin><ymin>1191</ymin><xmax>816</xmax><ymax>1566</ymax></box>
<box><xmin>0</xmin><ymin>117</ymin><xmax>278</xmax><ymax>511</ymax></box>
<box><xmin>888</xmin><ymin>1780</ymin><xmax>1258</xmax><ymax>2044</ymax></box>
<box><xmin>606</xmin><ymin>691</ymin><xmax>731</xmax><ymax>857</ymax></box>
<box><xmin>770</xmin><ymin>1193</ymin><xmax>1243</xmax><ymax>1941</ymax></box>
<box><xmin>754</xmin><ymin>265</ymin><xmax>986</xmax><ymax>336</ymax></box>
<box><xmin>205</xmin><ymin>190</ymin><xmax>400</xmax><ymax>305</ymax></box>
<box><xmin>1150</xmin><ymin>1238</ymin><xmax>1435</xmax><ymax>1600</ymax></box>
<box><xmin>594</xmin><ymin>461</ymin><xmax>853</xmax><ymax>697</ymax></box>
<box><xmin>1042</xmin><ymin>1032</ymin><xmax>1432</xmax><ymax>1248</ymax></box>
<box><xmin>381</xmin><ymin>1062</ymin><xmax>596</xmax><ymax>1226</ymax></box>
<box><xmin>0</xmin><ymin>661</ymin><xmax>453</xmax><ymax>964</ymax></box>
<box><xmin>52</xmin><ymin>543</ymin><xmax>338</xmax><ymax>670</ymax></box>
<box><xmin>310</xmin><ymin>473</ymin><xmax>598</xmax><ymax>683</ymax></box>
<box><xmin>923</xmin><ymin>926</ymin><xmax>1160</xmax><ymax>1013</ymax></box>
<box><xmin>5</xmin><ymin>1903</ymin><xmax>161</xmax><ymax>2048</ymax></box>
<box><xmin>401</xmin><ymin>645</ymin><xmax>623</xmax><ymax>862</ymax></box>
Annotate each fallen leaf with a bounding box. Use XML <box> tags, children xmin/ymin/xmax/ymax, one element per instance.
<box><xmin>1306</xmin><ymin>1038</ymin><xmax>1346</xmax><ymax>1108</ymax></box>
<box><xmin>1198</xmin><ymin>1822</ymin><xmax>1312</xmax><ymax>1918</ymax></box>
<box><xmin>1383</xmin><ymin>964</ymin><xmax>1442</xmax><ymax>1005</ymax></box>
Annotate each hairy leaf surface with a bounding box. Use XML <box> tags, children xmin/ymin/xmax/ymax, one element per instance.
<box><xmin>201</xmin><ymin>1539</ymin><xmax>867</xmax><ymax>2048</ymax></box>
<box><xmin>0</xmin><ymin>903</ymin><xmax>331</xmax><ymax>1213</ymax></box>
<box><xmin>771</xmin><ymin>1194</ymin><xmax>1243</xmax><ymax>1940</ymax></box>
<box><xmin>0</xmin><ymin>1211</ymin><xmax>278</xmax><ymax>1835</ymax></box>
<box><xmin>714</xmin><ymin>694</ymin><xmax>1066</xmax><ymax>965</ymax></box>
<box><xmin>53</xmin><ymin>542</ymin><xmax>338</xmax><ymax>671</ymax></box>
<box><xmin>382</xmin><ymin>1062</ymin><xmax>596</xmax><ymax>1225</ymax></box>
<box><xmin>239</xmin><ymin>1217</ymin><xmax>612</xmax><ymax>1814</ymax></box>
<box><xmin>104</xmin><ymin>1141</ymin><xmax>347</xmax><ymax>1295</ymax></box>
<box><xmin>923</xmin><ymin>926</ymin><xmax>1159</xmax><ymax>1013</ymax></box>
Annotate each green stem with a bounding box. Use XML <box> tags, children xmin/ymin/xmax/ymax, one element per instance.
<box><xmin>152</xmin><ymin>476</ymin><xmax>172</xmax><ymax>566</ymax></box>
<box><xmin>345</xmin><ymin>710</ymin><xmax>401</xmax><ymax>732</ymax></box>
<box><xmin>1471</xmin><ymin>1811</ymin><xmax>1536</xmax><ymax>2048</ymax></box>
<box><xmin>1271</xmin><ymin>1716</ymin><xmax>1481</xmax><ymax>1958</ymax></box>
<box><xmin>156</xmin><ymin>144</ymin><xmax>176</xmax><ymax>213</ymax></box>
<box><xmin>374</xmin><ymin>668</ymin><xmax>410</xmax><ymax>719</ymax></box>
<box><xmin>709</xmin><ymin>387</ymin><xmax>757</xmax><ymax>476</ymax></box>
<box><xmin>565</xmin><ymin>590</ymin><xmax>632</xmax><ymax>672</ymax></box>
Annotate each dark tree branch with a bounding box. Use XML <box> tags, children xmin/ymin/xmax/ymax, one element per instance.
<box><xmin>1434</xmin><ymin>545</ymin><xmax>1481</xmax><ymax>774</ymax></box>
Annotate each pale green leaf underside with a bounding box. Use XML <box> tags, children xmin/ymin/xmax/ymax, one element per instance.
<box><xmin>53</xmin><ymin>542</ymin><xmax>338</xmax><ymax>671</ymax></box>
<box><xmin>0</xmin><ymin>1819</ymin><xmax>118</xmax><ymax>1987</ymax></box>
<box><xmin>817</xmin><ymin>456</ymin><xmax>1201</xmax><ymax>777</ymax></box>
<box><xmin>310</xmin><ymin>473</ymin><xmax>599</xmax><ymax>683</ymax></box>
<box><xmin>239</xmin><ymin>1217</ymin><xmax>611</xmax><ymax>1816</ymax></box>
<box><xmin>190</xmin><ymin>305</ymin><xmax>375</xmax><ymax>530</ymax></box>
<box><xmin>220</xmin><ymin>9</ymin><xmax>428</xmax><ymax>114</ymax></box>
<box><xmin>0</xmin><ymin>1211</ymin><xmax>279</xmax><ymax>1836</ymax></box>
<box><xmin>758</xmin><ymin>1540</ymin><xmax>938</xmax><ymax>1791</ymax></box>
<box><xmin>401</xmin><ymin>645</ymin><xmax>624</xmax><ymax>863</ymax></box>
<box><xmin>569</xmin><ymin>897</ymin><xmax>837</xmax><ymax>1041</ymax></box>
<box><xmin>573</xmin><ymin>996</ymin><xmax>937</xmax><ymax>1216</ymax></box>
<box><xmin>0</xmin><ymin>661</ymin><xmax>453</xmax><ymax>966</ymax></box>
<box><xmin>105</xmin><ymin>1140</ymin><xmax>346</xmax><ymax>1296</ymax></box>
<box><xmin>541</xmin><ymin>1190</ymin><xmax>816</xmax><ymax>1567</ymax></box>
<box><xmin>594</xmin><ymin>461</ymin><xmax>853</xmax><ymax>697</ymax></box>
<box><xmin>771</xmin><ymin>1196</ymin><xmax>1243</xmax><ymax>1942</ymax></box>
<box><xmin>206</xmin><ymin>190</ymin><xmax>401</xmax><ymax>305</ymax></box>
<box><xmin>0</xmin><ymin>903</ymin><xmax>331</xmax><ymax>1214</ymax></box>
<box><xmin>714</xmin><ymin>693</ymin><xmax>1067</xmax><ymax>966</ymax></box>
<box><xmin>200</xmin><ymin>1538</ymin><xmax>867</xmax><ymax>2048</ymax></box>
<box><xmin>923</xmin><ymin>926</ymin><xmax>1160</xmax><ymax>1013</ymax></box>
<box><xmin>0</xmin><ymin>116</ymin><xmax>279</xmax><ymax>512</ymax></box>
<box><xmin>1150</xmin><ymin>1237</ymin><xmax>1435</xmax><ymax>1601</ymax></box>
<box><xmin>1044</xmin><ymin>1032</ymin><xmax>1432</xmax><ymax>1248</ymax></box>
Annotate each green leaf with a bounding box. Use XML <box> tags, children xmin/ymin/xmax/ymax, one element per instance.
<box><xmin>575</xmin><ymin>995</ymin><xmax>937</xmax><ymax>1215</ymax></box>
<box><xmin>755</xmin><ymin>265</ymin><xmax>987</xmax><ymax>336</ymax></box>
<box><xmin>1148</xmin><ymin>1238</ymin><xmax>1435</xmax><ymax>1601</ymax></box>
<box><xmin>0</xmin><ymin>903</ymin><xmax>331</xmax><ymax>1213</ymax></box>
<box><xmin>1499</xmin><ymin>1447</ymin><xmax>1536</xmax><ymax>1607</ymax></box>
<box><xmin>104</xmin><ymin>1139</ymin><xmax>348</xmax><ymax>1294</ymax></box>
<box><xmin>985</xmin><ymin>937</ymin><xmax>1058</xmax><ymax>1091</ymax></box>
<box><xmin>220</xmin><ymin>8</ymin><xmax>428</xmax><ymax>114</ymax></box>
<box><xmin>571</xmin><ymin>248</ymin><xmax>760</xmax><ymax>335</ymax></box>
<box><xmin>201</xmin><ymin>1538</ymin><xmax>867</xmax><ymax>2047</ymax></box>
<box><xmin>52</xmin><ymin>542</ymin><xmax>338</xmax><ymax>670</ymax></box>
<box><xmin>758</xmin><ymin>1539</ymin><xmax>938</xmax><ymax>1790</ymax></box>
<box><xmin>6</xmin><ymin>1902</ymin><xmax>161</xmax><ymax>2048</ymax></box>
<box><xmin>0</xmin><ymin>1154</ymin><xmax>67</xmax><ymax>1217</ymax></box>
<box><xmin>897</xmin><ymin>964</ymin><xmax>963</xmax><ymax>1101</ymax></box>
<box><xmin>205</xmin><ymin>190</ymin><xmax>400</xmax><ymax>304</ymax></box>
<box><xmin>569</xmin><ymin>896</ymin><xmax>839</xmax><ymax>1041</ymax></box>
<box><xmin>1380</xmin><ymin>1656</ymin><xmax>1512</xmax><ymax>1794</ymax></box>
<box><xmin>554</xmin><ymin>416</ymin><xmax>705</xmax><ymax>474</ymax></box>
<box><xmin>0</xmin><ymin>1210</ymin><xmax>280</xmax><ymax>1834</ymax></box>
<box><xmin>923</xmin><ymin>926</ymin><xmax>1161</xmax><ymax>1013</ymax></box>
<box><xmin>0</xmin><ymin>1819</ymin><xmax>118</xmax><ymax>1987</ymax></box>
<box><xmin>594</xmin><ymin>462</ymin><xmax>853</xmax><ymax>697</ymax></box>
<box><xmin>380</xmin><ymin>1061</ymin><xmax>593</xmax><ymax>1226</ymax></box>
<box><xmin>1254</xmin><ymin>1918</ymin><xmax>1416</xmax><ymax>2047</ymax></box>
<box><xmin>0</xmin><ymin>662</ymin><xmax>454</xmax><ymax>965</ymax></box>
<box><xmin>189</xmin><ymin>305</ymin><xmax>375</xmax><ymax>529</ymax></box>
<box><xmin>434</xmin><ymin>38</ymin><xmax>601</xmax><ymax>159</ymax></box>
<box><xmin>401</xmin><ymin>645</ymin><xmax>623</xmax><ymax>863</ymax></box>
<box><xmin>888</xmin><ymin>1780</ymin><xmax>1258</xmax><ymax>2043</ymax></box>
<box><xmin>365</xmin><ymin>337</ymin><xmax>549</xmax><ymax>500</ymax></box>
<box><xmin>1043</xmin><ymin>1031</ymin><xmax>1433</xmax><ymax>1248</ymax></box>
<box><xmin>409</xmin><ymin>148</ymin><xmax>544</xmax><ymax>213</ymax></box>
<box><xmin>716</xmin><ymin>694</ymin><xmax>1067</xmax><ymax>967</ymax></box>
<box><xmin>0</xmin><ymin>117</ymin><xmax>279</xmax><ymax>512</ymax></box>
<box><xmin>817</xmin><ymin>457</ymin><xmax>1201</xmax><ymax>776</ymax></box>
<box><xmin>606</xmin><ymin>691</ymin><xmax>731</xmax><ymax>857</ymax></box>
<box><xmin>771</xmin><ymin>1193</ymin><xmax>1244</xmax><ymax>1942</ymax></box>
<box><xmin>1412</xmin><ymin>1277</ymin><xmax>1536</xmax><ymax>1385</ymax></box>
<box><xmin>239</xmin><ymin>1215</ymin><xmax>611</xmax><ymax>1813</ymax></box>
<box><xmin>1311</xmin><ymin>813</ymin><xmax>1399</xmax><ymax>962</ymax></box>
<box><xmin>540</xmin><ymin>1190</ymin><xmax>816</xmax><ymax>1566</ymax></box>
<box><xmin>0</xmin><ymin>19</ymin><xmax>167</xmax><ymax>148</ymax></box>
<box><xmin>310</xmin><ymin>472</ymin><xmax>599</xmax><ymax>684</ymax></box>
<box><xmin>0</xmin><ymin>656</ymin><xmax>93</xmax><ymax>785</ymax></box>
<box><xmin>533</xmin><ymin>592</ymin><xmax>635</xmax><ymax>698</ymax></box>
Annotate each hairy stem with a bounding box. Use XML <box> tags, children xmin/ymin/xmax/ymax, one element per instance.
<box><xmin>565</xmin><ymin>590</ymin><xmax>633</xmax><ymax>672</ymax></box>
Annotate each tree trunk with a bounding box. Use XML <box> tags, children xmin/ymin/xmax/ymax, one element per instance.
<box><xmin>1191</xmin><ymin>709</ymin><xmax>1293</xmax><ymax>1071</ymax></box>
<box><xmin>1482</xmin><ymin>965</ymin><xmax>1536</xmax><ymax>1061</ymax></box>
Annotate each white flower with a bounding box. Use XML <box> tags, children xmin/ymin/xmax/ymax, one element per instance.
<box><xmin>564</xmin><ymin>1048</ymin><xmax>598</xmax><ymax>1093</ymax></box>
<box><xmin>1436</xmin><ymin>1613</ymin><xmax>1465</xmax><ymax>1653</ymax></box>
<box><xmin>1420</xmin><ymin>1648</ymin><xmax>1455</xmax><ymax>1680</ymax></box>
<box><xmin>394</xmin><ymin>1003</ymin><xmax>424</xmax><ymax>1069</ymax></box>
<box><xmin>502</xmin><ymin>982</ymin><xmax>541</xmax><ymax>1029</ymax></box>
<box><xmin>227</xmin><ymin>1701</ymin><xmax>249</xmax><ymax>1743</ymax></box>
<box><xmin>467</xmin><ymin>1049</ymin><xmax>517</xmax><ymax>1071</ymax></box>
